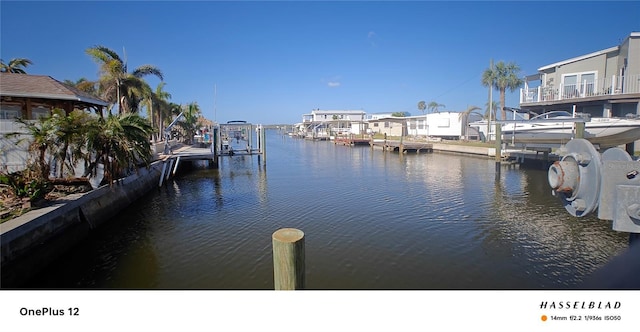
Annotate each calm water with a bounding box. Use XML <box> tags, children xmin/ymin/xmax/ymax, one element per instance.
<box><xmin>28</xmin><ymin>130</ymin><xmax>630</xmax><ymax>289</ymax></box>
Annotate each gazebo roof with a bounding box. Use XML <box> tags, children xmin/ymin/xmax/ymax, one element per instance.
<box><xmin>0</xmin><ymin>72</ymin><xmax>108</xmax><ymax>107</ymax></box>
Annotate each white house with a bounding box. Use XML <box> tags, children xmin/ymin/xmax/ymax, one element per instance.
<box><xmin>298</xmin><ymin>109</ymin><xmax>367</xmax><ymax>137</ymax></box>
<box><xmin>406</xmin><ymin>112</ymin><xmax>483</xmax><ymax>140</ymax></box>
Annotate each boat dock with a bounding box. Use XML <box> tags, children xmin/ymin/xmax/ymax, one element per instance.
<box><xmin>334</xmin><ymin>136</ymin><xmax>371</xmax><ymax>146</ymax></box>
<box><xmin>156</xmin><ymin>122</ymin><xmax>267</xmax><ymax>187</ymax></box>
<box><xmin>370</xmin><ymin>139</ymin><xmax>433</xmax><ymax>153</ymax></box>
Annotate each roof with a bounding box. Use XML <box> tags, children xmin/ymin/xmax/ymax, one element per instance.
<box><xmin>0</xmin><ymin>73</ymin><xmax>108</xmax><ymax>107</ymax></box>
<box><xmin>538</xmin><ymin>46</ymin><xmax>619</xmax><ymax>71</ymax></box>
<box><xmin>311</xmin><ymin>109</ymin><xmax>366</xmax><ymax>114</ymax></box>
<box><xmin>538</xmin><ymin>32</ymin><xmax>640</xmax><ymax>71</ymax></box>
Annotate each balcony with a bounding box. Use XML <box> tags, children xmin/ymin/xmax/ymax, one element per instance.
<box><xmin>520</xmin><ymin>74</ymin><xmax>640</xmax><ymax>104</ymax></box>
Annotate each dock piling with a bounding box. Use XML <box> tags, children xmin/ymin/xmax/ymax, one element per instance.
<box><xmin>272</xmin><ymin>228</ymin><xmax>305</xmax><ymax>290</ymax></box>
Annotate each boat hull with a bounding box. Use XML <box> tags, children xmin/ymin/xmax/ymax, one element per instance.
<box><xmin>501</xmin><ymin>119</ymin><xmax>640</xmax><ymax>149</ymax></box>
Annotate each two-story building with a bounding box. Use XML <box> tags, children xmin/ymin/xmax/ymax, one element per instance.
<box><xmin>296</xmin><ymin>109</ymin><xmax>367</xmax><ymax>138</ymax></box>
<box><xmin>519</xmin><ymin>32</ymin><xmax>640</xmax><ymax>152</ymax></box>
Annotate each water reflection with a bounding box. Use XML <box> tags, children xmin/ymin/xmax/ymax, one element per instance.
<box><xmin>26</xmin><ymin>131</ymin><xmax>630</xmax><ymax>289</ymax></box>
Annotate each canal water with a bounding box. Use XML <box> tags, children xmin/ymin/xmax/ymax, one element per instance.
<box><xmin>28</xmin><ymin>130</ymin><xmax>630</xmax><ymax>289</ymax></box>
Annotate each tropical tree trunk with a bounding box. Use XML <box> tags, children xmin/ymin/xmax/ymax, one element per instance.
<box><xmin>500</xmin><ymin>88</ymin><xmax>506</xmax><ymax>120</ymax></box>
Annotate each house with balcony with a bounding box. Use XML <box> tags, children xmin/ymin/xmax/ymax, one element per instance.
<box><xmin>520</xmin><ymin>32</ymin><xmax>639</xmax><ymax>117</ymax></box>
<box><xmin>296</xmin><ymin>109</ymin><xmax>367</xmax><ymax>138</ymax></box>
<box><xmin>519</xmin><ymin>32</ymin><xmax>640</xmax><ymax>152</ymax></box>
<box><xmin>1</xmin><ymin>73</ymin><xmax>108</xmax><ymax>173</ymax></box>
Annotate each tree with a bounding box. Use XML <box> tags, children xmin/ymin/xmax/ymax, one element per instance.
<box><xmin>391</xmin><ymin>112</ymin><xmax>407</xmax><ymax>117</ymax></box>
<box><xmin>427</xmin><ymin>101</ymin><xmax>445</xmax><ymax>113</ymax></box>
<box><xmin>175</xmin><ymin>102</ymin><xmax>201</xmax><ymax>144</ymax></box>
<box><xmin>484</xmin><ymin>100</ymin><xmax>499</xmax><ymax>120</ymax></box>
<box><xmin>85</xmin><ymin>45</ymin><xmax>163</xmax><ymax>114</ymax></box>
<box><xmin>84</xmin><ymin>113</ymin><xmax>154</xmax><ymax>184</ymax></box>
<box><xmin>47</xmin><ymin>109</ymin><xmax>96</xmax><ymax>178</ymax></box>
<box><xmin>417</xmin><ymin>101</ymin><xmax>426</xmax><ymax>114</ymax></box>
<box><xmin>143</xmin><ymin>82</ymin><xmax>172</xmax><ymax>142</ymax></box>
<box><xmin>63</xmin><ymin>78</ymin><xmax>98</xmax><ymax>95</ymax></box>
<box><xmin>0</xmin><ymin>58</ymin><xmax>33</xmax><ymax>74</ymax></box>
<box><xmin>6</xmin><ymin>116</ymin><xmax>56</xmax><ymax>179</ymax></box>
<box><xmin>481</xmin><ymin>61</ymin><xmax>523</xmax><ymax>120</ymax></box>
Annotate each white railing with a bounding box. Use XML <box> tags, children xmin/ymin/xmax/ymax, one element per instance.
<box><xmin>521</xmin><ymin>74</ymin><xmax>640</xmax><ymax>103</ymax></box>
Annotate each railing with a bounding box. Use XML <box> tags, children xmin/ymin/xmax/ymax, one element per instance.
<box><xmin>520</xmin><ymin>74</ymin><xmax>640</xmax><ymax>103</ymax></box>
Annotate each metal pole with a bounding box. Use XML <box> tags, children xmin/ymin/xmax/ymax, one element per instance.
<box><xmin>261</xmin><ymin>125</ymin><xmax>267</xmax><ymax>164</ymax></box>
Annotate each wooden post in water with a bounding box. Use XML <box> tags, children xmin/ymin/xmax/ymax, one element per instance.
<box><xmin>272</xmin><ymin>228</ymin><xmax>305</xmax><ymax>290</ymax></box>
<box><xmin>575</xmin><ymin>121</ymin><xmax>585</xmax><ymax>139</ymax></box>
<box><xmin>212</xmin><ymin>126</ymin><xmax>219</xmax><ymax>169</ymax></box>
<box><xmin>495</xmin><ymin>122</ymin><xmax>502</xmax><ymax>179</ymax></box>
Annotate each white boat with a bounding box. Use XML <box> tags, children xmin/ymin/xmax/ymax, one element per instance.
<box><xmin>500</xmin><ymin>111</ymin><xmax>640</xmax><ymax>149</ymax></box>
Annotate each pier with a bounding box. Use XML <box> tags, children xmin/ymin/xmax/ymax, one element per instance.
<box><xmin>370</xmin><ymin>139</ymin><xmax>433</xmax><ymax>153</ymax></box>
<box><xmin>333</xmin><ymin>136</ymin><xmax>371</xmax><ymax>146</ymax></box>
<box><xmin>157</xmin><ymin>122</ymin><xmax>267</xmax><ymax>187</ymax></box>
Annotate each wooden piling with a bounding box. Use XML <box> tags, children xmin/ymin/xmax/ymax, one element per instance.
<box><xmin>272</xmin><ymin>228</ymin><xmax>305</xmax><ymax>290</ymax></box>
<box><xmin>575</xmin><ymin>122</ymin><xmax>585</xmax><ymax>139</ymax></box>
<box><xmin>495</xmin><ymin>122</ymin><xmax>502</xmax><ymax>179</ymax></box>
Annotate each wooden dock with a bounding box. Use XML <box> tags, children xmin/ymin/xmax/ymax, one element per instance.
<box><xmin>334</xmin><ymin>137</ymin><xmax>371</xmax><ymax>146</ymax></box>
<box><xmin>503</xmin><ymin>148</ymin><xmax>561</xmax><ymax>170</ymax></box>
<box><xmin>370</xmin><ymin>139</ymin><xmax>433</xmax><ymax>153</ymax></box>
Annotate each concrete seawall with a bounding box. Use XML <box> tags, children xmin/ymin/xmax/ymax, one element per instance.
<box><xmin>0</xmin><ymin>161</ymin><xmax>164</xmax><ymax>288</ymax></box>
<box><xmin>431</xmin><ymin>143</ymin><xmax>496</xmax><ymax>157</ymax></box>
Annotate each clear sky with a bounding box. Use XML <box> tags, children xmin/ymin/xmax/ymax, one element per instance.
<box><xmin>1</xmin><ymin>1</ymin><xmax>639</xmax><ymax>124</ymax></box>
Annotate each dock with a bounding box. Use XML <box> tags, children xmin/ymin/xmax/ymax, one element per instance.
<box><xmin>334</xmin><ymin>136</ymin><xmax>371</xmax><ymax>146</ymax></box>
<box><xmin>370</xmin><ymin>139</ymin><xmax>433</xmax><ymax>153</ymax></box>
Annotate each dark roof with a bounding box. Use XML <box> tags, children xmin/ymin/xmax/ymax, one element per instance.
<box><xmin>0</xmin><ymin>72</ymin><xmax>108</xmax><ymax>107</ymax></box>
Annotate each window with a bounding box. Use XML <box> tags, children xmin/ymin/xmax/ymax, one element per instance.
<box><xmin>0</xmin><ymin>105</ymin><xmax>21</xmax><ymax>119</ymax></box>
<box><xmin>562</xmin><ymin>71</ymin><xmax>597</xmax><ymax>98</ymax></box>
<box><xmin>31</xmin><ymin>106</ymin><xmax>50</xmax><ymax>119</ymax></box>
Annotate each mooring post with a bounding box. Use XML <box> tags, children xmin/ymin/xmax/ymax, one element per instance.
<box><xmin>495</xmin><ymin>122</ymin><xmax>502</xmax><ymax>179</ymax></box>
<box><xmin>575</xmin><ymin>121</ymin><xmax>585</xmax><ymax>139</ymax></box>
<box><xmin>261</xmin><ymin>125</ymin><xmax>267</xmax><ymax>164</ymax></box>
<box><xmin>272</xmin><ymin>228</ymin><xmax>305</xmax><ymax>290</ymax></box>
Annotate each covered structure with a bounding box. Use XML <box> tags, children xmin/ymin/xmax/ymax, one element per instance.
<box><xmin>1</xmin><ymin>73</ymin><xmax>108</xmax><ymax>172</ymax></box>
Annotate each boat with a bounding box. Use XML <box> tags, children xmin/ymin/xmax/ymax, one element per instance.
<box><xmin>499</xmin><ymin>111</ymin><xmax>640</xmax><ymax>149</ymax></box>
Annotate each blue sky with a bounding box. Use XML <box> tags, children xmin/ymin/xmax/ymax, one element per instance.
<box><xmin>2</xmin><ymin>1</ymin><xmax>639</xmax><ymax>124</ymax></box>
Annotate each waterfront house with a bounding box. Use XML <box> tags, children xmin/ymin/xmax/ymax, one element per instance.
<box><xmin>0</xmin><ymin>73</ymin><xmax>108</xmax><ymax>173</ymax></box>
<box><xmin>519</xmin><ymin>31</ymin><xmax>640</xmax><ymax>152</ymax></box>
<box><xmin>366</xmin><ymin>116</ymin><xmax>405</xmax><ymax>137</ymax></box>
<box><xmin>297</xmin><ymin>109</ymin><xmax>367</xmax><ymax>138</ymax></box>
<box><xmin>405</xmin><ymin>112</ymin><xmax>483</xmax><ymax>140</ymax></box>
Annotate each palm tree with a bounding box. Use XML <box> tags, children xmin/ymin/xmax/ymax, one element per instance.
<box><xmin>417</xmin><ymin>101</ymin><xmax>426</xmax><ymax>114</ymax></box>
<box><xmin>147</xmin><ymin>82</ymin><xmax>172</xmax><ymax>142</ymax></box>
<box><xmin>48</xmin><ymin>109</ymin><xmax>95</xmax><ymax>178</ymax></box>
<box><xmin>5</xmin><ymin>116</ymin><xmax>57</xmax><ymax>178</ymax></box>
<box><xmin>481</xmin><ymin>61</ymin><xmax>523</xmax><ymax>121</ymax></box>
<box><xmin>85</xmin><ymin>45</ymin><xmax>163</xmax><ymax>114</ymax></box>
<box><xmin>63</xmin><ymin>78</ymin><xmax>98</xmax><ymax>96</ymax></box>
<box><xmin>84</xmin><ymin>113</ymin><xmax>153</xmax><ymax>184</ymax></box>
<box><xmin>176</xmin><ymin>102</ymin><xmax>202</xmax><ymax>144</ymax></box>
<box><xmin>427</xmin><ymin>101</ymin><xmax>445</xmax><ymax>113</ymax></box>
<box><xmin>484</xmin><ymin>100</ymin><xmax>499</xmax><ymax>120</ymax></box>
<box><xmin>0</xmin><ymin>58</ymin><xmax>33</xmax><ymax>74</ymax></box>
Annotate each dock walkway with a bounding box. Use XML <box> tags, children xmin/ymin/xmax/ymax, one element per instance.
<box><xmin>370</xmin><ymin>139</ymin><xmax>433</xmax><ymax>153</ymax></box>
<box><xmin>334</xmin><ymin>137</ymin><xmax>371</xmax><ymax>146</ymax></box>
